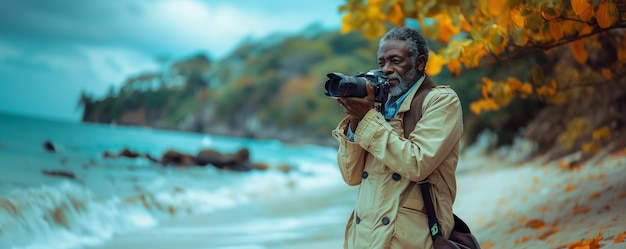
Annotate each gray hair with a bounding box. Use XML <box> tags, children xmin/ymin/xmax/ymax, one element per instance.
<box><xmin>379</xmin><ymin>27</ymin><xmax>429</xmax><ymax>64</ymax></box>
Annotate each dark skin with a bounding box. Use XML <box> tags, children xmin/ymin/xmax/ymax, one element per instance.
<box><xmin>337</xmin><ymin>39</ymin><xmax>426</xmax><ymax>131</ymax></box>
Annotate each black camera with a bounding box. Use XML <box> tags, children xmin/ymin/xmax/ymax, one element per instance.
<box><xmin>324</xmin><ymin>69</ymin><xmax>390</xmax><ymax>103</ymax></box>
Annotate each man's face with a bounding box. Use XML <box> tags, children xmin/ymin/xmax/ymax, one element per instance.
<box><xmin>377</xmin><ymin>40</ymin><xmax>424</xmax><ymax>97</ymax></box>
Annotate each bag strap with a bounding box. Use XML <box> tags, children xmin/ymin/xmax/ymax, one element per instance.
<box><xmin>419</xmin><ymin>180</ymin><xmax>444</xmax><ymax>241</ymax></box>
<box><xmin>402</xmin><ymin>77</ymin><xmax>441</xmax><ymax>241</ymax></box>
<box><xmin>402</xmin><ymin>76</ymin><xmax>436</xmax><ymax>138</ymax></box>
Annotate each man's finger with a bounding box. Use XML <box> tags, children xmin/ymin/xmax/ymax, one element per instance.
<box><xmin>365</xmin><ymin>82</ymin><xmax>375</xmax><ymax>100</ymax></box>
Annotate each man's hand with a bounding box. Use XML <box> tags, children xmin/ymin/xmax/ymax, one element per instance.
<box><xmin>337</xmin><ymin>83</ymin><xmax>375</xmax><ymax>122</ymax></box>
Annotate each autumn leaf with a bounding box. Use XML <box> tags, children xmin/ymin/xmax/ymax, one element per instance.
<box><xmin>482</xmin><ymin>241</ymin><xmax>495</xmax><ymax>249</ymax></box>
<box><xmin>571</xmin><ymin>205</ymin><xmax>591</xmax><ymax>215</ymax></box>
<box><xmin>549</xmin><ymin>21</ymin><xmax>564</xmax><ymax>41</ymax></box>
<box><xmin>614</xmin><ymin>231</ymin><xmax>626</xmax><ymax>244</ymax></box>
<box><xmin>568</xmin><ymin>228</ymin><xmax>603</xmax><ymax>249</ymax></box>
<box><xmin>596</xmin><ymin>0</ymin><xmax>619</xmax><ymax>28</ymax></box>
<box><xmin>362</xmin><ymin>20</ymin><xmax>386</xmax><ymax>39</ymax></box>
<box><xmin>571</xmin><ymin>0</ymin><xmax>589</xmax><ymax>15</ymax></box>
<box><xmin>583</xmin><ymin>141</ymin><xmax>599</xmax><ymax>154</ymax></box>
<box><xmin>510</xmin><ymin>7</ymin><xmax>525</xmax><ymax>28</ymax></box>
<box><xmin>568</xmin><ymin>238</ymin><xmax>601</xmax><ymax>249</ymax></box>
<box><xmin>341</xmin><ymin>13</ymin><xmax>357</xmax><ymax>34</ymax></box>
<box><xmin>487</xmin><ymin>0</ymin><xmax>506</xmax><ymax>16</ymax></box>
<box><xmin>525</xmin><ymin>219</ymin><xmax>545</xmax><ymax>229</ymax></box>
<box><xmin>571</xmin><ymin>0</ymin><xmax>594</xmax><ymax>21</ymax></box>
<box><xmin>601</xmin><ymin>68</ymin><xmax>612</xmax><ymax>80</ymax></box>
<box><xmin>436</xmin><ymin>14</ymin><xmax>458</xmax><ymax>43</ymax></box>
<box><xmin>515</xmin><ymin>236</ymin><xmax>532</xmax><ymax>244</ymax></box>
<box><xmin>385</xmin><ymin>2</ymin><xmax>404</xmax><ymax>26</ymax></box>
<box><xmin>589</xmin><ymin>192</ymin><xmax>601</xmax><ymax>199</ymax></box>
<box><xmin>447</xmin><ymin>58</ymin><xmax>462</xmax><ymax>76</ymax></box>
<box><xmin>425</xmin><ymin>51</ymin><xmax>445</xmax><ymax>76</ymax></box>
<box><xmin>592</xmin><ymin>126</ymin><xmax>611</xmax><ymax>141</ymax></box>
<box><xmin>537</xmin><ymin>228</ymin><xmax>560</xmax><ymax>240</ymax></box>
<box><xmin>470</xmin><ymin>99</ymin><xmax>499</xmax><ymax>115</ymax></box>
<box><xmin>570</xmin><ymin>38</ymin><xmax>588</xmax><ymax>63</ymax></box>
<box><xmin>541</xmin><ymin>1</ymin><xmax>562</xmax><ymax>20</ymax></box>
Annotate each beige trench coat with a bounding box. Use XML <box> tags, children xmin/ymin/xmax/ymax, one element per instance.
<box><xmin>332</xmin><ymin>81</ymin><xmax>463</xmax><ymax>249</ymax></box>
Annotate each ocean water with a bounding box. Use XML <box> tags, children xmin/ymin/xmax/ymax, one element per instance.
<box><xmin>0</xmin><ymin>114</ymin><xmax>343</xmax><ymax>249</ymax></box>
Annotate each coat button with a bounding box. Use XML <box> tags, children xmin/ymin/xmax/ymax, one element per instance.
<box><xmin>356</xmin><ymin>216</ymin><xmax>361</xmax><ymax>224</ymax></box>
<box><xmin>392</xmin><ymin>173</ymin><xmax>401</xmax><ymax>181</ymax></box>
<box><xmin>362</xmin><ymin>171</ymin><xmax>368</xmax><ymax>179</ymax></box>
<box><xmin>381</xmin><ymin>217</ymin><xmax>390</xmax><ymax>225</ymax></box>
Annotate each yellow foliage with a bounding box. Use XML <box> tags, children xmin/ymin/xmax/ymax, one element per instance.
<box><xmin>541</xmin><ymin>1</ymin><xmax>562</xmax><ymax>20</ymax></box>
<box><xmin>338</xmin><ymin>0</ymin><xmax>625</xmax><ymax>123</ymax></box>
<box><xmin>426</xmin><ymin>51</ymin><xmax>446</xmax><ymax>76</ymax></box>
<box><xmin>561</xmin><ymin>20</ymin><xmax>583</xmax><ymax>36</ymax></box>
<box><xmin>436</xmin><ymin>14</ymin><xmax>459</xmax><ymax>43</ymax></box>
<box><xmin>385</xmin><ymin>2</ymin><xmax>405</xmax><ymax>26</ymax></box>
<box><xmin>571</xmin><ymin>0</ymin><xmax>594</xmax><ymax>21</ymax></box>
<box><xmin>570</xmin><ymin>38</ymin><xmax>588</xmax><ymax>64</ymax></box>
<box><xmin>362</xmin><ymin>20</ymin><xmax>386</xmax><ymax>39</ymax></box>
<box><xmin>510</xmin><ymin>6</ymin><xmax>526</xmax><ymax>28</ymax></box>
<box><xmin>447</xmin><ymin>58</ymin><xmax>462</xmax><ymax>76</ymax></box>
<box><xmin>511</xmin><ymin>28</ymin><xmax>529</xmax><ymax>46</ymax></box>
<box><xmin>570</xmin><ymin>0</ymin><xmax>589</xmax><ymax>16</ymax></box>
<box><xmin>567</xmin><ymin>228</ymin><xmax>603</xmax><ymax>249</ymax></box>
<box><xmin>507</xmin><ymin>77</ymin><xmax>533</xmax><ymax>98</ymax></box>
<box><xmin>481</xmin><ymin>77</ymin><xmax>493</xmax><ymax>99</ymax></box>
<box><xmin>583</xmin><ymin>141</ymin><xmax>600</xmax><ymax>154</ymax></box>
<box><xmin>536</xmin><ymin>80</ymin><xmax>557</xmax><ymax>98</ymax></box>
<box><xmin>462</xmin><ymin>44</ymin><xmax>487</xmax><ymax>68</ymax></box>
<box><xmin>592</xmin><ymin>126</ymin><xmax>611</xmax><ymax>141</ymax></box>
<box><xmin>596</xmin><ymin>0</ymin><xmax>619</xmax><ymax>29</ymax></box>
<box><xmin>470</xmin><ymin>98</ymin><xmax>499</xmax><ymax>115</ymax></box>
<box><xmin>338</xmin><ymin>0</ymin><xmax>619</xmax><ymax>73</ymax></box>
<box><xmin>470</xmin><ymin>77</ymin><xmax>530</xmax><ymax>114</ymax></box>
<box><xmin>487</xmin><ymin>0</ymin><xmax>507</xmax><ymax>16</ymax></box>
<box><xmin>485</xmin><ymin>24</ymin><xmax>507</xmax><ymax>54</ymax></box>
<box><xmin>341</xmin><ymin>13</ymin><xmax>356</xmax><ymax>34</ymax></box>
<box><xmin>549</xmin><ymin>21</ymin><xmax>564</xmax><ymax>41</ymax></box>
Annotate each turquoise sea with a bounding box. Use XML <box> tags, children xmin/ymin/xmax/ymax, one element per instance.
<box><xmin>0</xmin><ymin>113</ymin><xmax>349</xmax><ymax>249</ymax></box>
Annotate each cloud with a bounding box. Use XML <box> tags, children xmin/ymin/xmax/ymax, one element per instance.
<box><xmin>0</xmin><ymin>0</ymin><xmax>343</xmax><ymax>121</ymax></box>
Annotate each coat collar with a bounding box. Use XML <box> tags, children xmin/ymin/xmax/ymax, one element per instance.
<box><xmin>397</xmin><ymin>75</ymin><xmax>435</xmax><ymax>113</ymax></box>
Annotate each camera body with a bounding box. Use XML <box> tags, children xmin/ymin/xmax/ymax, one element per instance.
<box><xmin>324</xmin><ymin>69</ymin><xmax>390</xmax><ymax>103</ymax></box>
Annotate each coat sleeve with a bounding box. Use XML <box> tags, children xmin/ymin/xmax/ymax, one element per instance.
<box><xmin>332</xmin><ymin>116</ymin><xmax>367</xmax><ymax>186</ymax></box>
<box><xmin>353</xmin><ymin>88</ymin><xmax>463</xmax><ymax>182</ymax></box>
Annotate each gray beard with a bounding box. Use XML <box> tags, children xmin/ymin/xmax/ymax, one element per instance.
<box><xmin>389</xmin><ymin>68</ymin><xmax>419</xmax><ymax>97</ymax></box>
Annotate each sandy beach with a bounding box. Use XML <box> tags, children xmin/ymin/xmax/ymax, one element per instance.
<box><xmin>89</xmin><ymin>146</ymin><xmax>626</xmax><ymax>249</ymax></box>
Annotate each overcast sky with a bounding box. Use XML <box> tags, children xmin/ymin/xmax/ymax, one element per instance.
<box><xmin>0</xmin><ymin>0</ymin><xmax>343</xmax><ymax>121</ymax></box>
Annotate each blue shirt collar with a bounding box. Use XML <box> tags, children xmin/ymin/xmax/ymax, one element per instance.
<box><xmin>384</xmin><ymin>74</ymin><xmax>425</xmax><ymax>120</ymax></box>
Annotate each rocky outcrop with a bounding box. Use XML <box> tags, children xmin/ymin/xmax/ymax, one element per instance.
<box><xmin>101</xmin><ymin>147</ymin><xmax>286</xmax><ymax>172</ymax></box>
